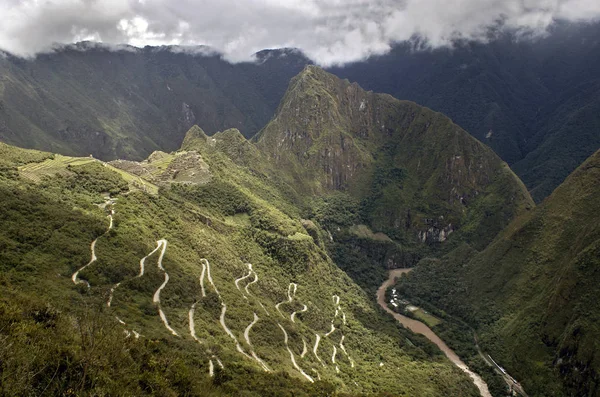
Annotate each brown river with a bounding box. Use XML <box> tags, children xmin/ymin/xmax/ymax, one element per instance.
<box><xmin>377</xmin><ymin>269</ymin><xmax>492</xmax><ymax>397</ymax></box>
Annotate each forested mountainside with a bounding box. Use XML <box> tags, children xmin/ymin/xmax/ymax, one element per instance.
<box><xmin>396</xmin><ymin>149</ymin><xmax>600</xmax><ymax>396</ymax></box>
<box><xmin>0</xmin><ymin>44</ymin><xmax>307</xmax><ymax>160</ymax></box>
<box><xmin>0</xmin><ymin>66</ymin><xmax>536</xmax><ymax>396</ymax></box>
<box><xmin>0</xmin><ymin>134</ymin><xmax>483</xmax><ymax>396</ymax></box>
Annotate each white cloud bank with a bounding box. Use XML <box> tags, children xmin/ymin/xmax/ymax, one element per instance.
<box><xmin>1</xmin><ymin>0</ymin><xmax>599</xmax><ymax>65</ymax></box>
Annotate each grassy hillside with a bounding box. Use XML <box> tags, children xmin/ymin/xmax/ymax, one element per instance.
<box><xmin>396</xmin><ymin>150</ymin><xmax>600</xmax><ymax>396</ymax></box>
<box><xmin>0</xmin><ymin>133</ymin><xmax>481</xmax><ymax>396</ymax></box>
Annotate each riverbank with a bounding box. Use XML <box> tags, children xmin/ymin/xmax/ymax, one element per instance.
<box><xmin>376</xmin><ymin>269</ymin><xmax>492</xmax><ymax>397</ymax></box>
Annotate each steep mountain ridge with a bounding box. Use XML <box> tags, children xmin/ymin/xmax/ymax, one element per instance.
<box><xmin>0</xmin><ymin>65</ymin><xmax>540</xmax><ymax>396</ymax></box>
<box><xmin>2</xmin><ymin>23</ymin><xmax>600</xmax><ymax>202</ymax></box>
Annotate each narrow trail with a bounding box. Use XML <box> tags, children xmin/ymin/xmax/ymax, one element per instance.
<box><xmin>313</xmin><ymin>334</ymin><xmax>325</xmax><ymax>366</ymax></box>
<box><xmin>275</xmin><ymin>283</ymin><xmax>297</xmax><ymax>317</ymax></box>
<box><xmin>219</xmin><ymin>303</ymin><xmax>252</xmax><ymax>359</ymax></box>
<box><xmin>115</xmin><ymin>317</ymin><xmax>141</xmax><ymax>339</ymax></box>
<box><xmin>311</xmin><ymin>368</ymin><xmax>322</xmax><ymax>381</ymax></box>
<box><xmin>108</xmin><ymin>241</ymin><xmax>162</xmax><ymax>307</ymax></box>
<box><xmin>339</xmin><ymin>335</ymin><xmax>355</xmax><ymax>368</ymax></box>
<box><xmin>301</xmin><ymin>338</ymin><xmax>308</xmax><ymax>358</ymax></box>
<box><xmin>291</xmin><ymin>304</ymin><xmax>308</xmax><ymax>323</ymax></box>
<box><xmin>244</xmin><ymin>312</ymin><xmax>270</xmax><ymax>372</ymax></box>
<box><xmin>72</xmin><ymin>201</ymin><xmax>114</xmax><ymax>288</ymax></box>
<box><xmin>151</xmin><ymin>239</ymin><xmax>179</xmax><ymax>337</ymax></box>
<box><xmin>377</xmin><ymin>269</ymin><xmax>492</xmax><ymax>397</ymax></box>
<box><xmin>258</xmin><ymin>301</ymin><xmax>270</xmax><ymax>316</ymax></box>
<box><xmin>278</xmin><ymin>323</ymin><xmax>314</xmax><ymax>383</ymax></box>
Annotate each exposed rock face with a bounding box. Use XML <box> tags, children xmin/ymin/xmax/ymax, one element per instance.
<box><xmin>181</xmin><ymin>102</ymin><xmax>196</xmax><ymax>131</ymax></box>
<box><xmin>418</xmin><ymin>221</ymin><xmax>454</xmax><ymax>244</ymax></box>
<box><xmin>255</xmin><ymin>66</ymin><xmax>374</xmax><ymax>192</ymax></box>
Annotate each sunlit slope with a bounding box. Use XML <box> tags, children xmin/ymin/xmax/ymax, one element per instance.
<box><xmin>0</xmin><ymin>139</ymin><xmax>478</xmax><ymax>396</ymax></box>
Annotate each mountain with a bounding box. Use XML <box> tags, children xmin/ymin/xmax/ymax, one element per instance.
<box><xmin>0</xmin><ymin>43</ymin><xmax>308</xmax><ymax>160</ymax></box>
<box><xmin>256</xmin><ymin>66</ymin><xmax>533</xmax><ymax>290</ymax></box>
<box><xmin>329</xmin><ymin>21</ymin><xmax>600</xmax><ymax>202</ymax></box>
<box><xmin>396</xmin><ymin>149</ymin><xmax>600</xmax><ymax>396</ymax></box>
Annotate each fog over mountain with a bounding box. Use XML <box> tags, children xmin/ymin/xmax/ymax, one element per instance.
<box><xmin>2</xmin><ymin>0</ymin><xmax>600</xmax><ymax>65</ymax></box>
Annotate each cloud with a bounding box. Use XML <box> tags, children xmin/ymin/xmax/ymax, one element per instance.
<box><xmin>0</xmin><ymin>0</ymin><xmax>599</xmax><ymax>65</ymax></box>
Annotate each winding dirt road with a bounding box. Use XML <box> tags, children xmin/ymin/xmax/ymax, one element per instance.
<box><xmin>377</xmin><ymin>269</ymin><xmax>491</xmax><ymax>397</ymax></box>
<box><xmin>219</xmin><ymin>303</ymin><xmax>251</xmax><ymax>359</ymax></box>
<box><xmin>278</xmin><ymin>323</ymin><xmax>314</xmax><ymax>382</ymax></box>
<box><xmin>339</xmin><ymin>335</ymin><xmax>355</xmax><ymax>368</ymax></box>
<box><xmin>234</xmin><ymin>263</ymin><xmax>254</xmax><ymax>298</ymax></box>
<box><xmin>244</xmin><ymin>312</ymin><xmax>271</xmax><ymax>372</ymax></box>
<box><xmin>72</xmin><ymin>202</ymin><xmax>114</xmax><ymax>288</ymax></box>
<box><xmin>108</xmin><ymin>241</ymin><xmax>162</xmax><ymax>307</ymax></box>
<box><xmin>152</xmin><ymin>239</ymin><xmax>179</xmax><ymax>337</ymax></box>
<box><xmin>275</xmin><ymin>283</ymin><xmax>297</xmax><ymax>317</ymax></box>
<box><xmin>313</xmin><ymin>333</ymin><xmax>325</xmax><ymax>366</ymax></box>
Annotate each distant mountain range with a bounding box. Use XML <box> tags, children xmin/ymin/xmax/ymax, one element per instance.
<box><xmin>1</xmin><ymin>22</ymin><xmax>599</xmax><ymax>202</ymax></box>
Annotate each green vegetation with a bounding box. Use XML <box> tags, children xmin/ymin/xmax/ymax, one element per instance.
<box><xmin>412</xmin><ymin>309</ymin><xmax>441</xmax><ymax>328</ymax></box>
<box><xmin>329</xmin><ymin>23</ymin><xmax>600</xmax><ymax>202</ymax></box>
<box><xmin>0</xmin><ymin>131</ymin><xmax>480</xmax><ymax>396</ymax></box>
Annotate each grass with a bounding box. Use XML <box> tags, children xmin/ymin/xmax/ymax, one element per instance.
<box><xmin>414</xmin><ymin>308</ymin><xmax>442</xmax><ymax>327</ymax></box>
<box><xmin>349</xmin><ymin>224</ymin><xmax>392</xmax><ymax>242</ymax></box>
<box><xmin>224</xmin><ymin>213</ymin><xmax>251</xmax><ymax>227</ymax></box>
<box><xmin>19</xmin><ymin>154</ymin><xmax>96</xmax><ymax>182</ymax></box>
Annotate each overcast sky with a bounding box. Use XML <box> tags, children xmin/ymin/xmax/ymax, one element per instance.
<box><xmin>1</xmin><ymin>0</ymin><xmax>600</xmax><ymax>65</ymax></box>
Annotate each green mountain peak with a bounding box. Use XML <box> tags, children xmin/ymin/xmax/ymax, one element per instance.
<box><xmin>257</xmin><ymin>66</ymin><xmax>533</xmax><ymax>251</ymax></box>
